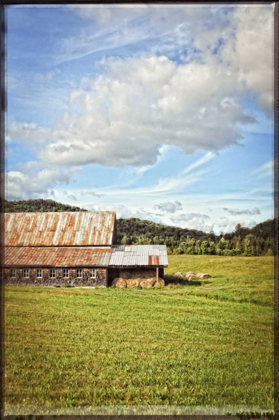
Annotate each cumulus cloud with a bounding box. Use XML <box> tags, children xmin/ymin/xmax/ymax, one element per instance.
<box><xmin>221</xmin><ymin>7</ymin><xmax>274</xmax><ymax>115</ymax></box>
<box><xmin>169</xmin><ymin>212</ymin><xmax>257</xmax><ymax>234</ymax></box>
<box><xmin>6</xmin><ymin>166</ymin><xmax>80</xmax><ymax>200</ymax></box>
<box><xmin>170</xmin><ymin>212</ymin><xmax>212</xmax><ymax>232</ymax></box>
<box><xmin>9</xmin><ymin>6</ymin><xmax>273</xmax><ymax>170</ymax></box>
<box><xmin>7</xmin><ymin>122</ymin><xmax>50</xmax><ymax>145</ymax></box>
<box><xmin>154</xmin><ymin>200</ymin><xmax>182</xmax><ymax>213</ymax></box>
<box><xmin>223</xmin><ymin>207</ymin><xmax>261</xmax><ymax>216</ymax></box>
<box><xmin>66</xmin><ymin>5</ymin><xmax>273</xmax><ymax>117</ymax></box>
<box><xmin>216</xmin><ymin>218</ymin><xmax>257</xmax><ymax>234</ymax></box>
<box><xmin>83</xmin><ymin>204</ymin><xmax>164</xmax><ymax>224</ymax></box>
<box><xmin>35</xmin><ymin>54</ymin><xmax>255</xmax><ymax>167</ymax></box>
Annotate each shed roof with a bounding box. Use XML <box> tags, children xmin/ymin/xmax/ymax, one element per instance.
<box><xmin>5</xmin><ymin>212</ymin><xmax>116</xmax><ymax>247</ymax></box>
<box><xmin>5</xmin><ymin>246</ymin><xmax>112</xmax><ymax>267</ymax></box>
<box><xmin>109</xmin><ymin>244</ymin><xmax>168</xmax><ymax>267</ymax></box>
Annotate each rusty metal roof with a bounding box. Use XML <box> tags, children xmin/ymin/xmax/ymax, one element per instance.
<box><xmin>4</xmin><ymin>244</ymin><xmax>168</xmax><ymax>267</ymax></box>
<box><xmin>5</xmin><ymin>247</ymin><xmax>112</xmax><ymax>267</ymax></box>
<box><xmin>109</xmin><ymin>244</ymin><xmax>168</xmax><ymax>267</ymax></box>
<box><xmin>5</xmin><ymin>212</ymin><xmax>116</xmax><ymax>247</ymax></box>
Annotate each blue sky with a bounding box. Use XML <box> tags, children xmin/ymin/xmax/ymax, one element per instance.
<box><xmin>5</xmin><ymin>4</ymin><xmax>274</xmax><ymax>233</ymax></box>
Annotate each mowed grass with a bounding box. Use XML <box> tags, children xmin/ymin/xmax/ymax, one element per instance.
<box><xmin>5</xmin><ymin>256</ymin><xmax>274</xmax><ymax>412</ymax></box>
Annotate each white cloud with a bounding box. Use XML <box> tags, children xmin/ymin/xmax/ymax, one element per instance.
<box><xmin>65</xmin><ymin>5</ymin><xmax>273</xmax><ymax>119</ymax></box>
<box><xmin>6</xmin><ymin>166</ymin><xmax>80</xmax><ymax>200</ymax></box>
<box><xmin>34</xmin><ymin>69</ymin><xmax>60</xmax><ymax>82</ymax></box>
<box><xmin>252</xmin><ymin>160</ymin><xmax>274</xmax><ymax>179</ymax></box>
<box><xmin>83</xmin><ymin>204</ymin><xmax>164</xmax><ymax>224</ymax></box>
<box><xmin>220</xmin><ymin>6</ymin><xmax>274</xmax><ymax>115</ymax></box>
<box><xmin>170</xmin><ymin>213</ymin><xmax>213</xmax><ymax>232</ymax></box>
<box><xmin>36</xmin><ymin>55</ymin><xmax>255</xmax><ymax>168</ymax></box>
<box><xmin>7</xmin><ymin>122</ymin><xmax>50</xmax><ymax>145</ymax></box>
<box><xmin>155</xmin><ymin>200</ymin><xmax>182</xmax><ymax>213</ymax></box>
<box><xmin>223</xmin><ymin>207</ymin><xmax>261</xmax><ymax>216</ymax></box>
<box><xmin>216</xmin><ymin>218</ymin><xmax>257</xmax><ymax>234</ymax></box>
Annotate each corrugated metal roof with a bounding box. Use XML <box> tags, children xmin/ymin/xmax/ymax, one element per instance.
<box><xmin>5</xmin><ymin>247</ymin><xmax>112</xmax><ymax>267</ymax></box>
<box><xmin>109</xmin><ymin>244</ymin><xmax>168</xmax><ymax>267</ymax></box>
<box><xmin>5</xmin><ymin>244</ymin><xmax>168</xmax><ymax>267</ymax></box>
<box><xmin>5</xmin><ymin>212</ymin><xmax>116</xmax><ymax>247</ymax></box>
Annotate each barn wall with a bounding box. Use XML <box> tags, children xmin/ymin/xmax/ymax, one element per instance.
<box><xmin>4</xmin><ymin>268</ymin><xmax>107</xmax><ymax>287</ymax></box>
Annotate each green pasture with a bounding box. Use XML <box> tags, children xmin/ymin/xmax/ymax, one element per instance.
<box><xmin>5</xmin><ymin>255</ymin><xmax>274</xmax><ymax>414</ymax></box>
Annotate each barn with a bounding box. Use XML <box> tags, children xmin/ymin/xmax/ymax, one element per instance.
<box><xmin>4</xmin><ymin>211</ymin><xmax>168</xmax><ymax>287</ymax></box>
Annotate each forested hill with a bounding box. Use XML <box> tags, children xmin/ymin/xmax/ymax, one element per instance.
<box><xmin>116</xmin><ymin>217</ymin><xmax>275</xmax><ymax>244</ymax></box>
<box><xmin>4</xmin><ymin>199</ymin><xmax>86</xmax><ymax>213</ymax></box>
<box><xmin>4</xmin><ymin>199</ymin><xmax>274</xmax><ymax>256</ymax></box>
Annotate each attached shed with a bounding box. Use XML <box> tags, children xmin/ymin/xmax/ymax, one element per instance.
<box><xmin>108</xmin><ymin>245</ymin><xmax>167</xmax><ymax>286</ymax></box>
<box><xmin>4</xmin><ymin>211</ymin><xmax>168</xmax><ymax>287</ymax></box>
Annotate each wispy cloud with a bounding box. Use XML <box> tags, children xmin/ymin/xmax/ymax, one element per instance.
<box><xmin>252</xmin><ymin>160</ymin><xmax>274</xmax><ymax>179</ymax></box>
<box><xmin>223</xmin><ymin>207</ymin><xmax>261</xmax><ymax>216</ymax></box>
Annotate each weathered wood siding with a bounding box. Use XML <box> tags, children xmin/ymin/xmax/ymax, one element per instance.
<box><xmin>4</xmin><ymin>268</ymin><xmax>107</xmax><ymax>287</ymax></box>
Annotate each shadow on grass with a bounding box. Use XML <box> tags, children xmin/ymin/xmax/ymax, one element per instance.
<box><xmin>164</xmin><ymin>274</ymin><xmax>204</xmax><ymax>286</ymax></box>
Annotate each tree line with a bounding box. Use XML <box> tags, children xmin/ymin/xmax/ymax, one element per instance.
<box><xmin>117</xmin><ymin>219</ymin><xmax>275</xmax><ymax>256</ymax></box>
<box><xmin>5</xmin><ymin>199</ymin><xmax>274</xmax><ymax>256</ymax></box>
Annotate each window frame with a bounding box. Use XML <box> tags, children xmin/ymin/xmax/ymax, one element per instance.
<box><xmin>36</xmin><ymin>268</ymin><xmax>43</xmax><ymax>278</ymax></box>
<box><xmin>76</xmin><ymin>268</ymin><xmax>83</xmax><ymax>278</ymax></box>
<box><xmin>63</xmin><ymin>268</ymin><xmax>69</xmax><ymax>278</ymax></box>
<box><xmin>49</xmin><ymin>268</ymin><xmax>56</xmax><ymax>279</ymax></box>
<box><xmin>89</xmin><ymin>268</ymin><xmax>97</xmax><ymax>279</ymax></box>
<box><xmin>10</xmin><ymin>268</ymin><xmax>16</xmax><ymax>278</ymax></box>
<box><xmin>23</xmin><ymin>268</ymin><xmax>29</xmax><ymax>278</ymax></box>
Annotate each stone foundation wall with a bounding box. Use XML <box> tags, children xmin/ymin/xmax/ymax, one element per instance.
<box><xmin>4</xmin><ymin>267</ymin><xmax>107</xmax><ymax>287</ymax></box>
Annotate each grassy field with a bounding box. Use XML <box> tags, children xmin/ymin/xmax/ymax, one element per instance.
<box><xmin>5</xmin><ymin>255</ymin><xmax>274</xmax><ymax>415</ymax></box>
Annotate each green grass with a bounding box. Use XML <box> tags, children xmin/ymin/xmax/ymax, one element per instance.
<box><xmin>5</xmin><ymin>255</ymin><xmax>274</xmax><ymax>414</ymax></box>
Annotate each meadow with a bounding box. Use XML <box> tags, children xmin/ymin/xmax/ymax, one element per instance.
<box><xmin>5</xmin><ymin>255</ymin><xmax>274</xmax><ymax>415</ymax></box>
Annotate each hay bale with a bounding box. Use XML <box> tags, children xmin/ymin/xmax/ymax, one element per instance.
<box><xmin>195</xmin><ymin>272</ymin><xmax>212</xmax><ymax>279</ymax></box>
<box><xmin>174</xmin><ymin>272</ymin><xmax>185</xmax><ymax>280</ymax></box>
<box><xmin>114</xmin><ymin>278</ymin><xmax>127</xmax><ymax>288</ymax></box>
<box><xmin>126</xmin><ymin>279</ymin><xmax>140</xmax><ymax>288</ymax></box>
<box><xmin>140</xmin><ymin>277</ymin><xmax>156</xmax><ymax>288</ymax></box>
<box><xmin>154</xmin><ymin>277</ymin><xmax>165</xmax><ymax>287</ymax></box>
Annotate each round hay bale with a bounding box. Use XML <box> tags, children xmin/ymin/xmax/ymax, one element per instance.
<box><xmin>140</xmin><ymin>277</ymin><xmax>156</xmax><ymax>288</ymax></box>
<box><xmin>115</xmin><ymin>278</ymin><xmax>127</xmax><ymax>288</ymax></box>
<box><xmin>126</xmin><ymin>279</ymin><xmax>140</xmax><ymax>288</ymax></box>
<box><xmin>174</xmin><ymin>272</ymin><xmax>185</xmax><ymax>280</ymax></box>
<box><xmin>200</xmin><ymin>273</ymin><xmax>212</xmax><ymax>279</ymax></box>
<box><xmin>154</xmin><ymin>277</ymin><xmax>165</xmax><ymax>287</ymax></box>
<box><xmin>112</xmin><ymin>277</ymin><xmax>118</xmax><ymax>286</ymax></box>
<box><xmin>196</xmin><ymin>272</ymin><xmax>212</xmax><ymax>279</ymax></box>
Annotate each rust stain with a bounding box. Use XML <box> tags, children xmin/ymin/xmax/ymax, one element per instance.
<box><xmin>5</xmin><ymin>247</ymin><xmax>112</xmax><ymax>267</ymax></box>
<box><xmin>5</xmin><ymin>212</ymin><xmax>116</xmax><ymax>247</ymax></box>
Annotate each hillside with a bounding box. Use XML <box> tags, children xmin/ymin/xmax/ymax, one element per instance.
<box><xmin>4</xmin><ymin>199</ymin><xmax>86</xmax><ymax>213</ymax></box>
<box><xmin>5</xmin><ymin>198</ymin><xmax>274</xmax><ymax>256</ymax></box>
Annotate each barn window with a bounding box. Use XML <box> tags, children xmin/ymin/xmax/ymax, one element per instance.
<box><xmin>10</xmin><ymin>268</ymin><xmax>16</xmax><ymax>278</ymax></box>
<box><xmin>23</xmin><ymin>269</ymin><xmax>29</xmax><ymax>278</ymax></box>
<box><xmin>90</xmin><ymin>268</ymin><xmax>97</xmax><ymax>279</ymax></box>
<box><xmin>63</xmin><ymin>268</ymin><xmax>69</xmax><ymax>278</ymax></box>
<box><xmin>76</xmin><ymin>268</ymin><xmax>83</xmax><ymax>278</ymax></box>
<box><xmin>36</xmin><ymin>269</ymin><xmax>42</xmax><ymax>278</ymax></box>
<box><xmin>49</xmin><ymin>269</ymin><xmax>56</xmax><ymax>278</ymax></box>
